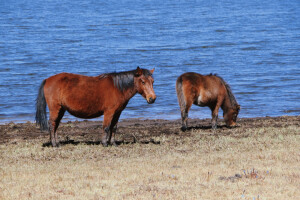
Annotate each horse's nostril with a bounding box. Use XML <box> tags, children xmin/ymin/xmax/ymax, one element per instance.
<box><xmin>148</xmin><ymin>97</ymin><xmax>155</xmax><ymax>104</ymax></box>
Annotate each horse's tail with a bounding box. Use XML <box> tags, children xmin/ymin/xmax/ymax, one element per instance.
<box><xmin>35</xmin><ymin>80</ymin><xmax>48</xmax><ymax>131</ymax></box>
<box><xmin>176</xmin><ymin>76</ymin><xmax>186</xmax><ymax>112</ymax></box>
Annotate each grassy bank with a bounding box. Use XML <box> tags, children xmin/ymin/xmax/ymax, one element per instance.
<box><xmin>0</xmin><ymin>116</ymin><xmax>299</xmax><ymax>199</ymax></box>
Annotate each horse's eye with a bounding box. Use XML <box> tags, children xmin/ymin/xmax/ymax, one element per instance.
<box><xmin>142</xmin><ymin>81</ymin><xmax>145</xmax><ymax>85</ymax></box>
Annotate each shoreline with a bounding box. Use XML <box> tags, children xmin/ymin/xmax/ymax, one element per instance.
<box><xmin>0</xmin><ymin>114</ymin><xmax>299</xmax><ymax>125</ymax></box>
<box><xmin>1</xmin><ymin>115</ymin><xmax>299</xmax><ymax>145</ymax></box>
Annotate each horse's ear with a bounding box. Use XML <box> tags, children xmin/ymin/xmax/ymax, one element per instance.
<box><xmin>150</xmin><ymin>68</ymin><xmax>155</xmax><ymax>74</ymax></box>
<box><xmin>135</xmin><ymin>66</ymin><xmax>143</xmax><ymax>77</ymax></box>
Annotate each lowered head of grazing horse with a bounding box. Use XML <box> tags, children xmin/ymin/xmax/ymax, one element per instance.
<box><xmin>176</xmin><ymin>72</ymin><xmax>240</xmax><ymax>131</ymax></box>
<box><xmin>36</xmin><ymin>67</ymin><xmax>156</xmax><ymax>147</ymax></box>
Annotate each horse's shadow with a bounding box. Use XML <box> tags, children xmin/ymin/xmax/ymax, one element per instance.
<box><xmin>184</xmin><ymin>124</ymin><xmax>228</xmax><ymax>131</ymax></box>
<box><xmin>42</xmin><ymin>138</ymin><xmax>160</xmax><ymax>147</ymax></box>
<box><xmin>41</xmin><ymin>125</ymin><xmax>238</xmax><ymax>147</ymax></box>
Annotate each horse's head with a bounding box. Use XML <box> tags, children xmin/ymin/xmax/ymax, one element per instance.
<box><xmin>134</xmin><ymin>67</ymin><xmax>156</xmax><ymax>104</ymax></box>
<box><xmin>224</xmin><ymin>104</ymin><xmax>240</xmax><ymax>127</ymax></box>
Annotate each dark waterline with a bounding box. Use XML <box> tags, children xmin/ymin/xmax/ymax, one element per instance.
<box><xmin>0</xmin><ymin>0</ymin><xmax>299</xmax><ymax>124</ymax></box>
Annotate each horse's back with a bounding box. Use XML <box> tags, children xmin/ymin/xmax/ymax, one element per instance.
<box><xmin>44</xmin><ymin>72</ymin><xmax>83</xmax><ymax>89</ymax></box>
<box><xmin>178</xmin><ymin>72</ymin><xmax>221</xmax><ymax>84</ymax></box>
<box><xmin>45</xmin><ymin>72</ymin><xmax>95</xmax><ymax>86</ymax></box>
<box><xmin>44</xmin><ymin>73</ymin><xmax>97</xmax><ymax>98</ymax></box>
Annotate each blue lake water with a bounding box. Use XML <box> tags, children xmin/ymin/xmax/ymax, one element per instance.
<box><xmin>0</xmin><ymin>0</ymin><xmax>299</xmax><ymax>124</ymax></box>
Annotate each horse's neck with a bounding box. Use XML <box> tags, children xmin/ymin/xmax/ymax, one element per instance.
<box><xmin>221</xmin><ymin>94</ymin><xmax>232</xmax><ymax>112</ymax></box>
<box><xmin>122</xmin><ymin>87</ymin><xmax>137</xmax><ymax>101</ymax></box>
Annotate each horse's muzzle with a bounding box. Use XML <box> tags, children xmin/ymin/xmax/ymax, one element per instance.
<box><xmin>227</xmin><ymin>122</ymin><xmax>237</xmax><ymax>128</ymax></box>
<box><xmin>147</xmin><ymin>97</ymin><xmax>156</xmax><ymax>104</ymax></box>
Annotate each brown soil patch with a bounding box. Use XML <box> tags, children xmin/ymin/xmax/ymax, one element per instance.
<box><xmin>1</xmin><ymin>116</ymin><xmax>299</xmax><ymax>146</ymax></box>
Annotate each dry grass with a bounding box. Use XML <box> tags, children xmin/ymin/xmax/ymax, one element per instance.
<box><xmin>0</xmin><ymin>117</ymin><xmax>299</xmax><ymax>199</ymax></box>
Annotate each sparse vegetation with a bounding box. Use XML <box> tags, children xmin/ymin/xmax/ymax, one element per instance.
<box><xmin>0</xmin><ymin>116</ymin><xmax>299</xmax><ymax>199</ymax></box>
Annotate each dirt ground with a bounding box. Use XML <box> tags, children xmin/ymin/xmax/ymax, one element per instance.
<box><xmin>1</xmin><ymin>116</ymin><xmax>299</xmax><ymax>146</ymax></box>
<box><xmin>1</xmin><ymin>116</ymin><xmax>299</xmax><ymax>199</ymax></box>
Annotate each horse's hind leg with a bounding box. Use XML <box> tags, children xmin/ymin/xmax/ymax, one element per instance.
<box><xmin>211</xmin><ymin>104</ymin><xmax>221</xmax><ymax>129</ymax></box>
<box><xmin>180</xmin><ymin>100</ymin><xmax>192</xmax><ymax>132</ymax></box>
<box><xmin>181</xmin><ymin>110</ymin><xmax>188</xmax><ymax>131</ymax></box>
<box><xmin>48</xmin><ymin>105</ymin><xmax>65</xmax><ymax>147</ymax></box>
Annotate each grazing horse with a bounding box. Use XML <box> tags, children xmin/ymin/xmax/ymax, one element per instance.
<box><xmin>176</xmin><ymin>72</ymin><xmax>240</xmax><ymax>131</ymax></box>
<box><xmin>36</xmin><ymin>67</ymin><xmax>156</xmax><ymax>147</ymax></box>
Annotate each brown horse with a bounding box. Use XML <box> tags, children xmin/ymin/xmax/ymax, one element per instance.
<box><xmin>176</xmin><ymin>72</ymin><xmax>240</xmax><ymax>131</ymax></box>
<box><xmin>36</xmin><ymin>67</ymin><xmax>156</xmax><ymax>147</ymax></box>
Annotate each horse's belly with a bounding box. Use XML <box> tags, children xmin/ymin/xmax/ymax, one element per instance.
<box><xmin>64</xmin><ymin>100</ymin><xmax>104</xmax><ymax>119</ymax></box>
<box><xmin>62</xmin><ymin>92</ymin><xmax>105</xmax><ymax>118</ymax></box>
<box><xmin>67</xmin><ymin>108</ymin><xmax>104</xmax><ymax>119</ymax></box>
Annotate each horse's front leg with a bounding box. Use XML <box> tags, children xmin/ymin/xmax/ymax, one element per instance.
<box><xmin>109</xmin><ymin>111</ymin><xmax>122</xmax><ymax>146</ymax></box>
<box><xmin>101</xmin><ymin>110</ymin><xmax>123</xmax><ymax>147</ymax></box>
<box><xmin>101</xmin><ymin>111</ymin><xmax>115</xmax><ymax>147</ymax></box>
<box><xmin>110</xmin><ymin>125</ymin><xmax>118</xmax><ymax>146</ymax></box>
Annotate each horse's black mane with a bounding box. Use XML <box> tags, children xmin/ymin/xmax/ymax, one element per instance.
<box><xmin>98</xmin><ymin>68</ymin><xmax>152</xmax><ymax>91</ymax></box>
<box><xmin>209</xmin><ymin>73</ymin><xmax>238</xmax><ymax>108</ymax></box>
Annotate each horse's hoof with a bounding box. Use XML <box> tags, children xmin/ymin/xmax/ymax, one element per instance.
<box><xmin>51</xmin><ymin>142</ymin><xmax>59</xmax><ymax>147</ymax></box>
<box><xmin>52</xmin><ymin>144</ymin><xmax>60</xmax><ymax>148</ymax></box>
<box><xmin>102</xmin><ymin>142</ymin><xmax>108</xmax><ymax>147</ymax></box>
<box><xmin>181</xmin><ymin>126</ymin><xmax>187</xmax><ymax>132</ymax></box>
